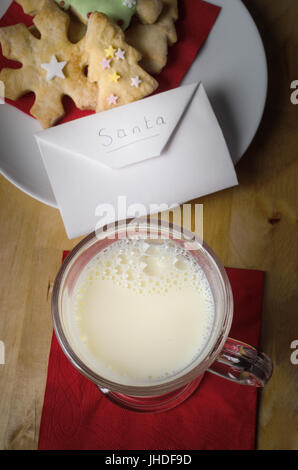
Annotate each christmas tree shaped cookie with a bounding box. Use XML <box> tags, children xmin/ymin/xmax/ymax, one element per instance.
<box><xmin>0</xmin><ymin>0</ymin><xmax>97</xmax><ymax>128</ymax></box>
<box><xmin>126</xmin><ymin>0</ymin><xmax>178</xmax><ymax>74</ymax></box>
<box><xmin>55</xmin><ymin>0</ymin><xmax>137</xmax><ymax>30</ymax></box>
<box><xmin>85</xmin><ymin>12</ymin><xmax>158</xmax><ymax>112</ymax></box>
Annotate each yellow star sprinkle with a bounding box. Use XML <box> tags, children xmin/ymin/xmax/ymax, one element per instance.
<box><xmin>104</xmin><ymin>45</ymin><xmax>116</xmax><ymax>59</ymax></box>
<box><xmin>109</xmin><ymin>71</ymin><xmax>120</xmax><ymax>83</ymax></box>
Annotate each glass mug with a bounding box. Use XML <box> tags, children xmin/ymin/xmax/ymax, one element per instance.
<box><xmin>52</xmin><ymin>219</ymin><xmax>273</xmax><ymax>412</ymax></box>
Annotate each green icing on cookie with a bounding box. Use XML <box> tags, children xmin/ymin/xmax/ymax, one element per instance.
<box><xmin>55</xmin><ymin>0</ymin><xmax>137</xmax><ymax>30</ymax></box>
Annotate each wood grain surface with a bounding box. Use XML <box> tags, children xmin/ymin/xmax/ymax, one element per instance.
<box><xmin>0</xmin><ymin>0</ymin><xmax>297</xmax><ymax>450</ymax></box>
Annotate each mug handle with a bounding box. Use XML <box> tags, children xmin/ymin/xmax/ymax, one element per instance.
<box><xmin>207</xmin><ymin>338</ymin><xmax>273</xmax><ymax>387</ymax></box>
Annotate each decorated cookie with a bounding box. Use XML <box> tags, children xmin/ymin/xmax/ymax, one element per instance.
<box><xmin>85</xmin><ymin>12</ymin><xmax>158</xmax><ymax>111</ymax></box>
<box><xmin>126</xmin><ymin>0</ymin><xmax>178</xmax><ymax>74</ymax></box>
<box><xmin>55</xmin><ymin>0</ymin><xmax>137</xmax><ymax>30</ymax></box>
<box><xmin>0</xmin><ymin>0</ymin><xmax>97</xmax><ymax>128</ymax></box>
<box><xmin>16</xmin><ymin>0</ymin><xmax>136</xmax><ymax>29</ymax></box>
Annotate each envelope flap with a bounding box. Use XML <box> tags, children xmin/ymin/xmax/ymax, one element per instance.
<box><xmin>34</xmin><ymin>83</ymin><xmax>200</xmax><ymax>170</ymax></box>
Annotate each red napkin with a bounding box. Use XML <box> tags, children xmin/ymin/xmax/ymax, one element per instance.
<box><xmin>0</xmin><ymin>0</ymin><xmax>221</xmax><ymax>125</ymax></box>
<box><xmin>38</xmin><ymin>252</ymin><xmax>264</xmax><ymax>451</ymax></box>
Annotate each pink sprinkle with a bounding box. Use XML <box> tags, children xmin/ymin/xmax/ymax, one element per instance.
<box><xmin>101</xmin><ymin>58</ymin><xmax>111</xmax><ymax>70</ymax></box>
<box><xmin>107</xmin><ymin>94</ymin><xmax>118</xmax><ymax>106</ymax></box>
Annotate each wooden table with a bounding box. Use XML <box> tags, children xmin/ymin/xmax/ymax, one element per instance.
<box><xmin>0</xmin><ymin>0</ymin><xmax>297</xmax><ymax>450</ymax></box>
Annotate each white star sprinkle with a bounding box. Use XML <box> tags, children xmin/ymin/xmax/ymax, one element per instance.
<box><xmin>41</xmin><ymin>55</ymin><xmax>67</xmax><ymax>81</ymax></box>
<box><xmin>101</xmin><ymin>57</ymin><xmax>111</xmax><ymax>70</ymax></box>
<box><xmin>131</xmin><ymin>76</ymin><xmax>142</xmax><ymax>88</ymax></box>
<box><xmin>123</xmin><ymin>0</ymin><xmax>136</xmax><ymax>8</ymax></box>
<box><xmin>115</xmin><ymin>48</ymin><xmax>126</xmax><ymax>61</ymax></box>
<box><xmin>107</xmin><ymin>94</ymin><xmax>118</xmax><ymax>105</ymax></box>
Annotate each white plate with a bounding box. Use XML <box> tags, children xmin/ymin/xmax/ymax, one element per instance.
<box><xmin>0</xmin><ymin>0</ymin><xmax>267</xmax><ymax>208</ymax></box>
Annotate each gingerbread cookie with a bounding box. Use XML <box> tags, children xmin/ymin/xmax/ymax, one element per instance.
<box><xmin>126</xmin><ymin>0</ymin><xmax>178</xmax><ymax>74</ymax></box>
<box><xmin>85</xmin><ymin>12</ymin><xmax>158</xmax><ymax>111</ymax></box>
<box><xmin>0</xmin><ymin>0</ymin><xmax>97</xmax><ymax>128</ymax></box>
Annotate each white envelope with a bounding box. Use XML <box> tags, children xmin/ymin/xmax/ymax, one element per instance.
<box><xmin>35</xmin><ymin>82</ymin><xmax>238</xmax><ymax>239</ymax></box>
